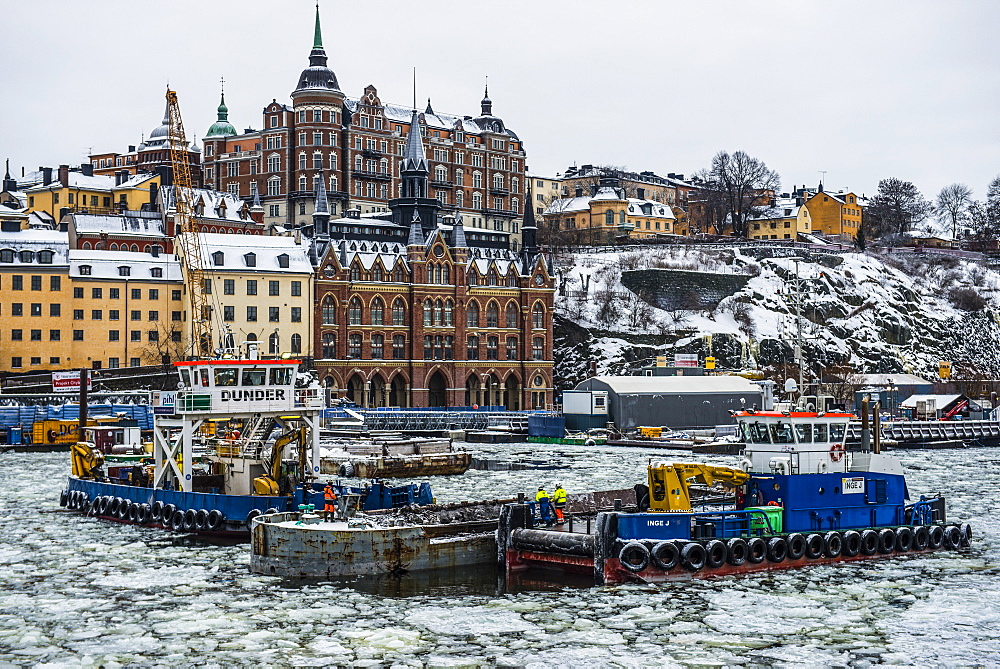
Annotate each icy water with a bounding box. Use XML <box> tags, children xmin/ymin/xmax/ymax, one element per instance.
<box><xmin>1</xmin><ymin>444</ymin><xmax>998</xmax><ymax>667</ymax></box>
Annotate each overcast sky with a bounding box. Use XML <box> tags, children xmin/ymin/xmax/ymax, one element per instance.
<box><xmin>2</xmin><ymin>0</ymin><xmax>997</xmax><ymax>200</ymax></box>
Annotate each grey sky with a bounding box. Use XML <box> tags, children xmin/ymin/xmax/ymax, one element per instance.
<box><xmin>2</xmin><ymin>0</ymin><xmax>997</xmax><ymax>201</ymax></box>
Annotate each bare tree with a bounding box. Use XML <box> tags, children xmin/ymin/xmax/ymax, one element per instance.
<box><xmin>968</xmin><ymin>198</ymin><xmax>1000</xmax><ymax>241</ymax></box>
<box><xmin>866</xmin><ymin>177</ymin><xmax>931</xmax><ymax>238</ymax></box>
<box><xmin>695</xmin><ymin>151</ymin><xmax>780</xmax><ymax>237</ymax></box>
<box><xmin>935</xmin><ymin>183</ymin><xmax>973</xmax><ymax>239</ymax></box>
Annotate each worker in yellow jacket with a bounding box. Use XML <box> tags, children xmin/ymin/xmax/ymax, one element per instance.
<box><xmin>552</xmin><ymin>485</ymin><xmax>567</xmax><ymax>524</ymax></box>
<box><xmin>535</xmin><ymin>487</ymin><xmax>554</xmax><ymax>525</ymax></box>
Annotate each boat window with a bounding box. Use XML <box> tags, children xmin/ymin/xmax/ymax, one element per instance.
<box><xmin>215</xmin><ymin>368</ymin><xmax>238</xmax><ymax>387</ymax></box>
<box><xmin>179</xmin><ymin>369</ymin><xmax>191</xmax><ymax>387</ymax></box>
<box><xmin>830</xmin><ymin>423</ymin><xmax>847</xmax><ymax>441</ymax></box>
<box><xmin>199</xmin><ymin>369</ymin><xmax>210</xmax><ymax>387</ymax></box>
<box><xmin>794</xmin><ymin>423</ymin><xmax>812</xmax><ymax>443</ymax></box>
<box><xmin>769</xmin><ymin>422</ymin><xmax>795</xmax><ymax>444</ymax></box>
<box><xmin>813</xmin><ymin>423</ymin><xmax>828</xmax><ymax>442</ymax></box>
<box><xmin>743</xmin><ymin>421</ymin><xmax>771</xmax><ymax>444</ymax></box>
<box><xmin>242</xmin><ymin>369</ymin><xmax>266</xmax><ymax>386</ymax></box>
<box><xmin>269</xmin><ymin>367</ymin><xmax>293</xmax><ymax>385</ymax></box>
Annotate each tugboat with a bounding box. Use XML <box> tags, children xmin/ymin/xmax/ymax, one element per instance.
<box><xmin>59</xmin><ymin>346</ymin><xmax>432</xmax><ymax>536</ymax></box>
<box><xmin>498</xmin><ymin>406</ymin><xmax>973</xmax><ymax>584</ymax></box>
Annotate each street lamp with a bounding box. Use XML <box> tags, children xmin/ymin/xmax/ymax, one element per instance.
<box><xmin>886</xmin><ymin>378</ymin><xmax>897</xmax><ymax>420</ymax></box>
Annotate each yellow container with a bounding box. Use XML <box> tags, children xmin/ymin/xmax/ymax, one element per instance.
<box><xmin>638</xmin><ymin>426</ymin><xmax>663</xmax><ymax>439</ymax></box>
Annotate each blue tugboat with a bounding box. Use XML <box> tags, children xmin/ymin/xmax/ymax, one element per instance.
<box><xmin>499</xmin><ymin>408</ymin><xmax>972</xmax><ymax>584</ymax></box>
<box><xmin>60</xmin><ymin>353</ymin><xmax>431</xmax><ymax>536</ymax></box>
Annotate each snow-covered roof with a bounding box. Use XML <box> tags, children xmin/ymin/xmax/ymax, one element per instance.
<box><xmin>898</xmin><ymin>394</ymin><xmax>964</xmax><ymax>409</ymax></box>
<box><xmin>749</xmin><ymin>203</ymin><xmax>801</xmax><ymax>221</ymax></box>
<box><xmin>71</xmin><ymin>212</ymin><xmax>166</xmax><ymax>237</ymax></box>
<box><xmin>544</xmin><ymin>196</ymin><xmax>592</xmax><ymax>215</ymax></box>
<box><xmin>855</xmin><ymin>373</ymin><xmax>933</xmax><ymax>387</ymax></box>
<box><xmin>24</xmin><ymin>172</ymin><xmax>115</xmax><ymax>192</ymax></box>
<box><xmin>625</xmin><ymin>199</ymin><xmax>675</xmax><ymax>220</ymax></box>
<box><xmin>0</xmin><ymin>228</ymin><xmax>70</xmax><ymax>265</ymax></box>
<box><xmin>580</xmin><ymin>375</ymin><xmax>762</xmax><ymax>395</ymax></box>
<box><xmin>161</xmin><ymin>186</ymin><xmax>253</xmax><ymax>224</ymax></box>
<box><xmin>344</xmin><ymin>99</ymin><xmax>520</xmax><ymax>140</ymax></box>
<box><xmin>192</xmin><ymin>232</ymin><xmax>312</xmax><ymax>274</ymax></box>
<box><xmin>114</xmin><ymin>172</ymin><xmax>159</xmax><ymax>190</ymax></box>
<box><xmin>69</xmin><ymin>250</ymin><xmax>182</xmax><ymax>281</ymax></box>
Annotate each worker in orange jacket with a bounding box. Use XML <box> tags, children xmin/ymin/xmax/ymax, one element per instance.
<box><xmin>323</xmin><ymin>483</ymin><xmax>338</xmax><ymax>521</ymax></box>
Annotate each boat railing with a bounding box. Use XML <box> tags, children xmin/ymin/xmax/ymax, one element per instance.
<box><xmin>294</xmin><ymin>387</ymin><xmax>325</xmax><ymax>409</ymax></box>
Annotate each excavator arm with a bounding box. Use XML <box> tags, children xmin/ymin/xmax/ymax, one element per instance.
<box><xmin>647</xmin><ymin>462</ymin><xmax>750</xmax><ymax>512</ymax></box>
<box><xmin>70</xmin><ymin>441</ymin><xmax>105</xmax><ymax>479</ymax></box>
<box><xmin>253</xmin><ymin>426</ymin><xmax>307</xmax><ymax>495</ymax></box>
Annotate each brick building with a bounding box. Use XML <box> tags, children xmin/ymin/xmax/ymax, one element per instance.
<box><xmin>197</xmin><ymin>7</ymin><xmax>528</xmax><ymax>250</ymax></box>
<box><xmin>309</xmin><ymin>113</ymin><xmax>554</xmax><ymax>410</ymax></box>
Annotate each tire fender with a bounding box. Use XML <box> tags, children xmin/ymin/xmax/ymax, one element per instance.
<box><xmin>912</xmin><ymin>526</ymin><xmax>930</xmax><ymax>550</ymax></box>
<box><xmin>894</xmin><ymin>526</ymin><xmax>914</xmax><ymax>552</ymax></box>
<box><xmin>766</xmin><ymin>536</ymin><xmax>787</xmax><ymax>563</ymax></box>
<box><xmin>680</xmin><ymin>542</ymin><xmax>707</xmax><ymax>571</ymax></box>
<box><xmin>650</xmin><ymin>541</ymin><xmax>680</xmax><ymax>570</ymax></box>
<box><xmin>823</xmin><ymin>531</ymin><xmax>843</xmax><ymax>558</ymax></box>
<box><xmin>842</xmin><ymin>530</ymin><xmax>862</xmax><ymax>557</ymax></box>
<box><xmin>206</xmin><ymin>509</ymin><xmax>226</xmax><ymax>532</ymax></box>
<box><xmin>59</xmin><ymin>490</ymin><xmax>69</xmax><ymax>507</ymax></box>
<box><xmin>927</xmin><ymin>525</ymin><xmax>944</xmax><ymax>549</ymax></box>
<box><xmin>194</xmin><ymin>509</ymin><xmax>209</xmax><ymax>531</ymax></box>
<box><xmin>804</xmin><ymin>533</ymin><xmax>825</xmax><ymax>559</ymax></box>
<box><xmin>704</xmin><ymin>540</ymin><xmax>727</xmax><ymax>568</ymax></box>
<box><xmin>786</xmin><ymin>533</ymin><xmax>806</xmax><ymax>560</ymax></box>
<box><xmin>726</xmin><ymin>538</ymin><xmax>749</xmax><ymax>567</ymax></box>
<box><xmin>746</xmin><ymin>537</ymin><xmax>767</xmax><ymax>564</ymax></box>
<box><xmin>860</xmin><ymin>529</ymin><xmax>879</xmax><ymax>555</ymax></box>
<box><xmin>878</xmin><ymin>527</ymin><xmax>896</xmax><ymax>554</ymax></box>
<box><xmin>618</xmin><ymin>541</ymin><xmax>650</xmax><ymax>573</ymax></box>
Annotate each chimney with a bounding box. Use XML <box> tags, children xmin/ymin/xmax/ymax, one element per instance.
<box><xmin>155</xmin><ymin>165</ymin><xmax>173</xmax><ymax>187</ymax></box>
<box><xmin>574</xmin><ymin>185</ymin><xmax>583</xmax><ymax>198</ymax></box>
<box><xmin>58</xmin><ymin>164</ymin><xmax>70</xmax><ymax>186</ymax></box>
<box><xmin>59</xmin><ymin>207</ymin><xmax>70</xmax><ymax>221</ymax></box>
<box><xmin>80</xmin><ymin>163</ymin><xmax>93</xmax><ymax>177</ymax></box>
<box><xmin>41</xmin><ymin>167</ymin><xmax>53</xmax><ymax>186</ymax></box>
<box><xmin>150</xmin><ymin>244</ymin><xmax>161</xmax><ymax>257</ymax></box>
<box><xmin>128</xmin><ymin>145</ymin><xmax>136</xmax><ymax>153</ymax></box>
<box><xmin>115</xmin><ymin>171</ymin><xmax>126</xmax><ymax>186</ymax></box>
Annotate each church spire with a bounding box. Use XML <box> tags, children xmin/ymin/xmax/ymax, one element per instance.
<box><xmin>522</xmin><ymin>182</ymin><xmax>538</xmax><ymax>256</ymax></box>
<box><xmin>313</xmin><ymin>2</ymin><xmax>324</xmax><ymax>49</ymax></box>
<box><xmin>293</xmin><ymin>1</ymin><xmax>341</xmax><ymax>96</ymax></box>
<box><xmin>401</xmin><ymin>110</ymin><xmax>428</xmax><ymax>174</ymax></box>
<box><xmin>407</xmin><ymin>211</ymin><xmax>424</xmax><ymax>246</ymax></box>
<box><xmin>206</xmin><ymin>78</ymin><xmax>237</xmax><ymax>138</ymax></box>
<box><xmin>481</xmin><ymin>79</ymin><xmax>492</xmax><ymax>116</ymax></box>
<box><xmin>313</xmin><ymin>171</ymin><xmax>330</xmax><ymax>239</ymax></box>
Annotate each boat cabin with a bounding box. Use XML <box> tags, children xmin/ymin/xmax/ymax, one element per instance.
<box><xmin>736</xmin><ymin>410</ymin><xmax>853</xmax><ymax>475</ymax></box>
<box><xmin>174</xmin><ymin>359</ymin><xmax>321</xmax><ymax>415</ymax></box>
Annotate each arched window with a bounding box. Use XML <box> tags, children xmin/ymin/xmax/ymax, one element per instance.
<box><xmin>393</xmin><ymin>265</ymin><xmax>406</xmax><ymax>283</ymax></box>
<box><xmin>130</xmin><ymin>244</ymin><xmax>139</xmax><ymax>252</ymax></box>
<box><xmin>82</xmin><ymin>241</ymin><xmax>92</xmax><ymax>250</ymax></box>
<box><xmin>349</xmin><ymin>263</ymin><xmax>361</xmax><ymax>282</ymax></box>
<box><xmin>269</xmin><ymin>332</ymin><xmax>280</xmax><ymax>355</ymax></box>
<box><xmin>349</xmin><ymin>296</ymin><xmax>363</xmax><ymax>325</ymax></box>
<box><xmin>392</xmin><ymin>334</ymin><xmax>405</xmax><ymax>359</ymax></box>
<box><xmin>290</xmin><ymin>333</ymin><xmax>302</xmax><ymax>354</ymax></box>
<box><xmin>472</xmin><ymin>192</ymin><xmax>482</xmax><ymax>209</ymax></box>
<box><xmin>433</xmin><ymin>299</ymin><xmax>443</xmax><ymax>326</ymax></box>
<box><xmin>423</xmin><ymin>298</ymin><xmax>433</xmax><ymax>326</ymax></box>
<box><xmin>299</xmin><ymin>153</ymin><xmax>307</xmax><ymax>170</ymax></box>
<box><xmin>442</xmin><ymin>264</ymin><xmax>450</xmax><ymax>284</ymax></box>
<box><xmin>371</xmin><ymin>296</ymin><xmax>384</xmax><ymax>325</ymax></box>
<box><xmin>372</xmin><ymin>265</ymin><xmax>383</xmax><ymax>282</ymax></box>
<box><xmin>486</xmin><ymin>301</ymin><xmax>499</xmax><ymax>328</ymax></box>
<box><xmin>507</xmin><ymin>272</ymin><xmax>518</xmax><ymax>287</ymax></box>
<box><xmin>533</xmin><ymin>302</ymin><xmax>545</xmax><ymax>329</ymax></box>
<box><xmin>322</xmin><ymin>296</ymin><xmax>337</xmax><ymax>325</ymax></box>
<box><xmin>467</xmin><ymin>301</ymin><xmax>479</xmax><ymax>327</ymax></box>
<box><xmin>392</xmin><ymin>298</ymin><xmax>405</xmax><ymax>325</ymax></box>
<box><xmin>434</xmin><ymin>165</ymin><xmax>447</xmax><ymax>182</ymax></box>
<box><xmin>467</xmin><ymin>269</ymin><xmax>478</xmax><ymax>286</ymax></box>
<box><xmin>371</xmin><ymin>334</ymin><xmax>384</xmax><ymax>359</ymax></box>
<box><xmin>506</xmin><ymin>336</ymin><xmax>518</xmax><ymax>360</ymax></box>
<box><xmin>473</xmin><ymin>172</ymin><xmax>483</xmax><ymax>188</ymax></box>
<box><xmin>492</xmin><ymin>173</ymin><xmax>504</xmax><ymax>190</ymax></box>
<box><xmin>533</xmin><ymin>337</ymin><xmax>544</xmax><ymax>360</ymax></box>
<box><xmin>506</xmin><ymin>302</ymin><xmax>519</xmax><ymax>328</ymax></box>
<box><xmin>321</xmin><ymin>332</ymin><xmax>336</xmax><ymax>358</ymax></box>
<box><xmin>444</xmin><ymin>299</ymin><xmax>453</xmax><ymax>326</ymax></box>
<box><xmin>605</xmin><ymin>210</ymin><xmax>614</xmax><ymax>226</ymax></box>
<box><xmin>486</xmin><ymin>336</ymin><xmax>499</xmax><ymax>360</ymax></box>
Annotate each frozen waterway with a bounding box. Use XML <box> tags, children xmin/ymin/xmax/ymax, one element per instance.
<box><xmin>1</xmin><ymin>444</ymin><xmax>997</xmax><ymax>666</ymax></box>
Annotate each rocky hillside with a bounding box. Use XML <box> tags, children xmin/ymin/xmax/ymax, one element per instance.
<box><xmin>552</xmin><ymin>245</ymin><xmax>1000</xmax><ymax>391</ymax></box>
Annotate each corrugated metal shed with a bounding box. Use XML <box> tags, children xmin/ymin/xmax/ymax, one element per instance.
<box><xmin>574</xmin><ymin>376</ymin><xmax>762</xmax><ymax>430</ymax></box>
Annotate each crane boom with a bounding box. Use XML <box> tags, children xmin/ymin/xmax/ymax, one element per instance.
<box><xmin>647</xmin><ymin>462</ymin><xmax>750</xmax><ymax>512</ymax></box>
<box><xmin>166</xmin><ymin>88</ymin><xmax>212</xmax><ymax>358</ymax></box>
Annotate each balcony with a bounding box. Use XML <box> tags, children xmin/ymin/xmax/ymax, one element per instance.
<box><xmin>351</xmin><ymin>170</ymin><xmax>392</xmax><ymax>182</ymax></box>
<box><xmin>430</xmin><ymin>180</ymin><xmax>454</xmax><ymax>190</ymax></box>
<box><xmin>220</xmin><ymin>150</ymin><xmax>260</xmax><ymax>160</ymax></box>
<box><xmin>489</xmin><ymin>187</ymin><xmax>510</xmax><ymax>197</ymax></box>
<box><xmin>482</xmin><ymin>208</ymin><xmax>517</xmax><ymax>218</ymax></box>
<box><xmin>360</xmin><ymin>149</ymin><xmax>383</xmax><ymax>160</ymax></box>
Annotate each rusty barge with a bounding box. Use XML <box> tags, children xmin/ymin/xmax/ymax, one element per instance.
<box><xmin>320</xmin><ymin>435</ymin><xmax>471</xmax><ymax>479</ymax></box>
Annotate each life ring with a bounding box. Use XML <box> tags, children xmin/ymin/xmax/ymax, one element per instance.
<box><xmin>746</xmin><ymin>537</ymin><xmax>767</xmax><ymax>564</ymax></box>
<box><xmin>618</xmin><ymin>541</ymin><xmax>650</xmax><ymax>573</ymax></box>
<box><xmin>824</xmin><ymin>531</ymin><xmax>843</xmax><ymax>558</ymax></box>
<box><xmin>704</xmin><ymin>540</ymin><xmax>726</xmax><ymax>568</ymax></box>
<box><xmin>841</xmin><ymin>530</ymin><xmax>862</xmax><ymax>557</ymax></box>
<box><xmin>766</xmin><ymin>501</ymin><xmax>780</xmax><ymax>507</ymax></box>
<box><xmin>927</xmin><ymin>525</ymin><xmax>944</xmax><ymax>549</ymax></box>
<box><xmin>878</xmin><ymin>527</ymin><xmax>896</xmax><ymax>554</ymax></box>
<box><xmin>860</xmin><ymin>529</ymin><xmax>879</xmax><ymax>555</ymax></box>
<box><xmin>804</xmin><ymin>533</ymin><xmax>825</xmax><ymax>559</ymax></box>
<box><xmin>830</xmin><ymin>443</ymin><xmax>846</xmax><ymax>462</ymax></box>
<box><xmin>680</xmin><ymin>542</ymin><xmax>707</xmax><ymax>571</ymax></box>
<box><xmin>726</xmin><ymin>538</ymin><xmax>749</xmax><ymax>566</ymax></box>
<box><xmin>48</xmin><ymin>430</ymin><xmax>58</xmax><ymax>442</ymax></box>
<box><xmin>913</xmin><ymin>526</ymin><xmax>930</xmax><ymax>550</ymax></box>
<box><xmin>650</xmin><ymin>541</ymin><xmax>680</xmax><ymax>570</ymax></box>
<box><xmin>766</xmin><ymin>536</ymin><xmax>787</xmax><ymax>563</ymax></box>
<box><xmin>206</xmin><ymin>510</ymin><xmax>226</xmax><ymax>532</ymax></box>
<box><xmin>894</xmin><ymin>526</ymin><xmax>913</xmax><ymax>552</ymax></box>
<box><xmin>786</xmin><ymin>533</ymin><xmax>806</xmax><ymax>560</ymax></box>
<box><xmin>194</xmin><ymin>509</ymin><xmax>209</xmax><ymax>531</ymax></box>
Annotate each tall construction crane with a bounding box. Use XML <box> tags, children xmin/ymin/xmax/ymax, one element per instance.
<box><xmin>165</xmin><ymin>88</ymin><xmax>212</xmax><ymax>358</ymax></box>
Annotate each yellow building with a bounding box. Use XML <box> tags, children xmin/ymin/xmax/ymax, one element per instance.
<box><xmin>542</xmin><ymin>182</ymin><xmax>676</xmax><ymax>244</ymax></box>
<box><xmin>528</xmin><ymin>174</ymin><xmax>563</xmax><ymax>218</ymax></box>
<box><xmin>181</xmin><ymin>233</ymin><xmax>315</xmax><ymax>358</ymax></box>
<box><xmin>22</xmin><ymin>165</ymin><xmax>167</xmax><ymax>222</ymax></box>
<box><xmin>795</xmin><ymin>185</ymin><xmax>864</xmax><ymax>239</ymax></box>
<box><xmin>747</xmin><ymin>202</ymin><xmax>812</xmax><ymax>240</ymax></box>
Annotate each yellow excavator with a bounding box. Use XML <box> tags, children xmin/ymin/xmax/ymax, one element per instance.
<box><xmin>252</xmin><ymin>426</ymin><xmax>307</xmax><ymax>495</ymax></box>
<box><xmin>70</xmin><ymin>441</ymin><xmax>105</xmax><ymax>479</ymax></box>
<box><xmin>646</xmin><ymin>462</ymin><xmax>749</xmax><ymax>512</ymax></box>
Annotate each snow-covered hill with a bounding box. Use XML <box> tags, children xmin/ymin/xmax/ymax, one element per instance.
<box><xmin>552</xmin><ymin>246</ymin><xmax>1000</xmax><ymax>390</ymax></box>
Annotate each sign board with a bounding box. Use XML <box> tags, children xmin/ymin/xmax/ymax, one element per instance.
<box><xmin>705</xmin><ymin>356</ymin><xmax>716</xmax><ymax>370</ymax></box>
<box><xmin>841</xmin><ymin>477</ymin><xmax>865</xmax><ymax>494</ymax></box>
<box><xmin>152</xmin><ymin>391</ymin><xmax>177</xmax><ymax>415</ymax></box>
<box><xmin>655</xmin><ymin>355</ymin><xmax>666</xmax><ymax>368</ymax></box>
<box><xmin>938</xmin><ymin>361</ymin><xmax>951</xmax><ymax>379</ymax></box>
<box><xmin>674</xmin><ymin>353</ymin><xmax>699</xmax><ymax>368</ymax></box>
<box><xmin>52</xmin><ymin>371</ymin><xmax>92</xmax><ymax>393</ymax></box>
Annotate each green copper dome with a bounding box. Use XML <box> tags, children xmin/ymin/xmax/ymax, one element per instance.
<box><xmin>206</xmin><ymin>91</ymin><xmax>237</xmax><ymax>138</ymax></box>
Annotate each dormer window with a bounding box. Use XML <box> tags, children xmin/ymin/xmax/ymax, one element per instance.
<box><xmin>38</xmin><ymin>250</ymin><xmax>54</xmax><ymax>264</ymax></box>
<box><xmin>118</xmin><ymin>266</ymin><xmax>131</xmax><ymax>276</ymax></box>
<box><xmin>212</xmin><ymin>251</ymin><xmax>225</xmax><ymax>266</ymax></box>
<box><xmin>151</xmin><ymin>267</ymin><xmax>163</xmax><ymax>277</ymax></box>
<box><xmin>0</xmin><ymin>249</ymin><xmax>13</xmax><ymax>263</ymax></box>
<box><xmin>79</xmin><ymin>265</ymin><xmax>92</xmax><ymax>275</ymax></box>
<box><xmin>244</xmin><ymin>252</ymin><xmax>256</xmax><ymax>267</ymax></box>
<box><xmin>277</xmin><ymin>253</ymin><xmax>289</xmax><ymax>269</ymax></box>
<box><xmin>19</xmin><ymin>250</ymin><xmax>33</xmax><ymax>263</ymax></box>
